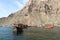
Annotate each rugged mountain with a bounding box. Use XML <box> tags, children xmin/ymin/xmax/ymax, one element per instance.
<box><xmin>0</xmin><ymin>13</ymin><xmax>14</xmax><ymax>26</ymax></box>
<box><xmin>0</xmin><ymin>0</ymin><xmax>60</xmax><ymax>26</ymax></box>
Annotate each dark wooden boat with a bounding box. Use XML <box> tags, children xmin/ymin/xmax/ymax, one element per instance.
<box><xmin>13</xmin><ymin>23</ymin><xmax>29</xmax><ymax>34</ymax></box>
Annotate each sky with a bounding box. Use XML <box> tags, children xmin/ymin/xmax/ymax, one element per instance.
<box><xmin>0</xmin><ymin>0</ymin><xmax>29</xmax><ymax>18</ymax></box>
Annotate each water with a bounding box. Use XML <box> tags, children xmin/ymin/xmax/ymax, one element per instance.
<box><xmin>0</xmin><ymin>26</ymin><xmax>60</xmax><ymax>40</ymax></box>
<box><xmin>0</xmin><ymin>26</ymin><xmax>25</xmax><ymax>40</ymax></box>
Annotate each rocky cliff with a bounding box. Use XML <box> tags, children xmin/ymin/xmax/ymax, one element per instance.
<box><xmin>0</xmin><ymin>0</ymin><xmax>60</xmax><ymax>26</ymax></box>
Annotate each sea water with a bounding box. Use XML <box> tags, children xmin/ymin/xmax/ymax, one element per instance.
<box><xmin>0</xmin><ymin>26</ymin><xmax>60</xmax><ymax>40</ymax></box>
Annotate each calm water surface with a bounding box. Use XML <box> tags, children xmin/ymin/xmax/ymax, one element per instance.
<box><xmin>0</xmin><ymin>26</ymin><xmax>60</xmax><ymax>40</ymax></box>
<box><xmin>0</xmin><ymin>26</ymin><xmax>25</xmax><ymax>40</ymax></box>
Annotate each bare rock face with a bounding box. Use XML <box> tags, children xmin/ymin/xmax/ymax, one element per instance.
<box><xmin>0</xmin><ymin>0</ymin><xmax>60</xmax><ymax>26</ymax></box>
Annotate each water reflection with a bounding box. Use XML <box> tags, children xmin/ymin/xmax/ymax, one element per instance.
<box><xmin>13</xmin><ymin>33</ymin><xmax>25</xmax><ymax>40</ymax></box>
<box><xmin>0</xmin><ymin>26</ymin><xmax>60</xmax><ymax>40</ymax></box>
<box><xmin>0</xmin><ymin>26</ymin><xmax>25</xmax><ymax>40</ymax></box>
<box><xmin>13</xmin><ymin>31</ymin><xmax>23</xmax><ymax>36</ymax></box>
<box><xmin>0</xmin><ymin>26</ymin><xmax>13</xmax><ymax>40</ymax></box>
<box><xmin>13</xmin><ymin>27</ymin><xmax>26</xmax><ymax>40</ymax></box>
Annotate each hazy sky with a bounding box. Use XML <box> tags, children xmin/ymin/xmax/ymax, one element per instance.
<box><xmin>0</xmin><ymin>0</ymin><xmax>29</xmax><ymax>18</ymax></box>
